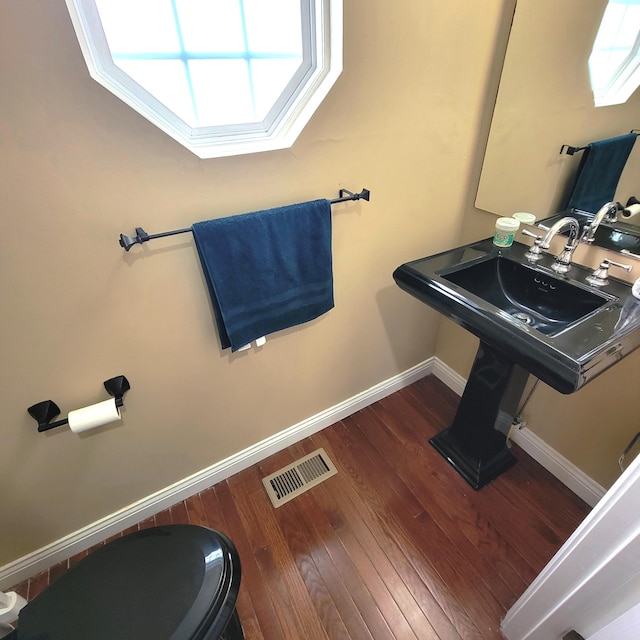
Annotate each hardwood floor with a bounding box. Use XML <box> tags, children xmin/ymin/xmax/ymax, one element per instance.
<box><xmin>10</xmin><ymin>375</ymin><xmax>590</xmax><ymax>639</ymax></box>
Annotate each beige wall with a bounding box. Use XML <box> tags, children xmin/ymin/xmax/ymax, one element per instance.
<box><xmin>0</xmin><ymin>0</ymin><xmax>509</xmax><ymax>565</ymax></box>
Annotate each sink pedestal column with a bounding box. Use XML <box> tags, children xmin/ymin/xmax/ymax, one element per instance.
<box><xmin>430</xmin><ymin>341</ymin><xmax>529</xmax><ymax>489</ymax></box>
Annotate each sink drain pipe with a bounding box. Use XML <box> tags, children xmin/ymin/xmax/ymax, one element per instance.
<box><xmin>506</xmin><ymin>381</ymin><xmax>640</xmax><ymax>473</ymax></box>
<box><xmin>506</xmin><ymin>377</ymin><xmax>540</xmax><ymax>446</ymax></box>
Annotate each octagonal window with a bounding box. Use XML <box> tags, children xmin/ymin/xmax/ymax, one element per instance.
<box><xmin>65</xmin><ymin>0</ymin><xmax>342</xmax><ymax>158</ymax></box>
<box><xmin>589</xmin><ymin>0</ymin><xmax>640</xmax><ymax>106</ymax></box>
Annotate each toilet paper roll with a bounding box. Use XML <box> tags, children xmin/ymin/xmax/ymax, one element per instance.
<box><xmin>0</xmin><ymin>591</ymin><xmax>27</xmax><ymax>625</ymax></box>
<box><xmin>622</xmin><ymin>204</ymin><xmax>640</xmax><ymax>219</ymax></box>
<box><xmin>67</xmin><ymin>398</ymin><xmax>121</xmax><ymax>433</ymax></box>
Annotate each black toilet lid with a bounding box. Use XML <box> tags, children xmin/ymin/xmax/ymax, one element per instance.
<box><xmin>16</xmin><ymin>525</ymin><xmax>241</xmax><ymax>640</ymax></box>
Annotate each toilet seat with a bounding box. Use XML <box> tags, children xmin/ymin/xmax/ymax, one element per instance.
<box><xmin>15</xmin><ymin>525</ymin><xmax>243</xmax><ymax>640</ymax></box>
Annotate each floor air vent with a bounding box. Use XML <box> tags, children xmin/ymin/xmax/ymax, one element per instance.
<box><xmin>262</xmin><ymin>448</ymin><xmax>337</xmax><ymax>508</ymax></box>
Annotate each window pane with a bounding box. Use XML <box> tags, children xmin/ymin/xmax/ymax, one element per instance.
<box><xmin>617</xmin><ymin>6</ymin><xmax>640</xmax><ymax>48</ymax></box>
<box><xmin>589</xmin><ymin>0</ymin><xmax>640</xmax><ymax>102</ymax></box>
<box><xmin>117</xmin><ymin>59</ymin><xmax>196</xmax><ymax>124</ymax></box>
<box><xmin>96</xmin><ymin>0</ymin><xmax>180</xmax><ymax>54</ymax></box>
<box><xmin>175</xmin><ymin>0</ymin><xmax>246</xmax><ymax>54</ymax></box>
<box><xmin>69</xmin><ymin>0</ymin><xmax>341</xmax><ymax>156</ymax></box>
<box><xmin>189</xmin><ymin>59</ymin><xmax>255</xmax><ymax>125</ymax></box>
<box><xmin>244</xmin><ymin>0</ymin><xmax>303</xmax><ymax>54</ymax></box>
<box><xmin>591</xmin><ymin>50</ymin><xmax>632</xmax><ymax>94</ymax></box>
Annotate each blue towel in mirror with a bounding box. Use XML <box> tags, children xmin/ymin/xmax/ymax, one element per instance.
<box><xmin>192</xmin><ymin>199</ymin><xmax>333</xmax><ymax>352</ymax></box>
<box><xmin>567</xmin><ymin>133</ymin><xmax>637</xmax><ymax>213</ymax></box>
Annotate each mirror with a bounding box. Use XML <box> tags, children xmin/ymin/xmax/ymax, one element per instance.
<box><xmin>476</xmin><ymin>0</ymin><xmax>640</xmax><ymax>236</ymax></box>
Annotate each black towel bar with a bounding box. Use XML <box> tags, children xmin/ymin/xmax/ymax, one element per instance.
<box><xmin>560</xmin><ymin>130</ymin><xmax>639</xmax><ymax>155</ymax></box>
<box><xmin>119</xmin><ymin>188</ymin><xmax>371</xmax><ymax>251</ymax></box>
<box><xmin>560</xmin><ymin>144</ymin><xmax>588</xmax><ymax>156</ymax></box>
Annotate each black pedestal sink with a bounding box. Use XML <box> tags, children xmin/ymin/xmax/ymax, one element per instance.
<box><xmin>394</xmin><ymin>238</ymin><xmax>640</xmax><ymax>489</ymax></box>
<box><xmin>429</xmin><ymin>342</ymin><xmax>529</xmax><ymax>489</ymax></box>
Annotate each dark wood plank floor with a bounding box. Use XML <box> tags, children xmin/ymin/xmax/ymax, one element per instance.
<box><xmin>10</xmin><ymin>375</ymin><xmax>590</xmax><ymax>639</ymax></box>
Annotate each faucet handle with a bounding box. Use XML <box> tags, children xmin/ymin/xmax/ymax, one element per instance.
<box><xmin>607</xmin><ymin>259</ymin><xmax>633</xmax><ymax>273</ymax></box>
<box><xmin>521</xmin><ymin>228</ymin><xmax>545</xmax><ymax>261</ymax></box>
<box><xmin>601</xmin><ymin>258</ymin><xmax>633</xmax><ymax>273</ymax></box>
<box><xmin>586</xmin><ymin>259</ymin><xmax>633</xmax><ymax>287</ymax></box>
<box><xmin>581</xmin><ymin>223</ymin><xmax>596</xmax><ymax>244</ymax></box>
<box><xmin>621</xmin><ymin>249</ymin><xmax>640</xmax><ymax>261</ymax></box>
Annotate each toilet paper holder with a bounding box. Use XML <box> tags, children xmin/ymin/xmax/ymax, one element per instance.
<box><xmin>27</xmin><ymin>375</ymin><xmax>131</xmax><ymax>432</ymax></box>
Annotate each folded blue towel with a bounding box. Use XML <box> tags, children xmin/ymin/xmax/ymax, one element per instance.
<box><xmin>567</xmin><ymin>133</ymin><xmax>637</xmax><ymax>213</ymax></box>
<box><xmin>192</xmin><ymin>199</ymin><xmax>334</xmax><ymax>352</ymax></box>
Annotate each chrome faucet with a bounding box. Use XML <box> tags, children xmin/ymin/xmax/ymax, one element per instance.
<box><xmin>539</xmin><ymin>216</ymin><xmax>581</xmax><ymax>274</ymax></box>
<box><xmin>580</xmin><ymin>201</ymin><xmax>618</xmax><ymax>244</ymax></box>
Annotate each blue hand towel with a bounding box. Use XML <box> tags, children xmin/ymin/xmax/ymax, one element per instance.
<box><xmin>192</xmin><ymin>199</ymin><xmax>334</xmax><ymax>352</ymax></box>
<box><xmin>567</xmin><ymin>133</ymin><xmax>637</xmax><ymax>213</ymax></box>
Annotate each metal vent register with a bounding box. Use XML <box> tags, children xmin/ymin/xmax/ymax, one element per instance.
<box><xmin>262</xmin><ymin>448</ymin><xmax>337</xmax><ymax>507</ymax></box>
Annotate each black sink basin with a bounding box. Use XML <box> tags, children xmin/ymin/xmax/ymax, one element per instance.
<box><xmin>440</xmin><ymin>256</ymin><xmax>608</xmax><ymax>336</ymax></box>
<box><xmin>393</xmin><ymin>239</ymin><xmax>640</xmax><ymax>394</ymax></box>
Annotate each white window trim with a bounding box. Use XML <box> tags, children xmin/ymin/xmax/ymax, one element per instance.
<box><xmin>593</xmin><ymin>54</ymin><xmax>640</xmax><ymax>107</ymax></box>
<box><xmin>589</xmin><ymin>0</ymin><xmax>640</xmax><ymax>107</ymax></box>
<box><xmin>64</xmin><ymin>0</ymin><xmax>343</xmax><ymax>158</ymax></box>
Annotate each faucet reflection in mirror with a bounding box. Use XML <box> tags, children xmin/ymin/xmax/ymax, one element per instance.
<box><xmin>521</xmin><ymin>202</ymin><xmax>634</xmax><ymax>276</ymax></box>
<box><xmin>580</xmin><ymin>202</ymin><xmax>618</xmax><ymax>243</ymax></box>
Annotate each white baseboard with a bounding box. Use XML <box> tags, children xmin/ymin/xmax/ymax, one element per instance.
<box><xmin>0</xmin><ymin>357</ymin><xmax>436</xmax><ymax>590</ymax></box>
<box><xmin>430</xmin><ymin>358</ymin><xmax>606</xmax><ymax>507</ymax></box>
<box><xmin>430</xmin><ymin>356</ymin><xmax>467</xmax><ymax>396</ymax></box>
<box><xmin>508</xmin><ymin>427</ymin><xmax>605</xmax><ymax>507</ymax></box>
<box><xmin>2</xmin><ymin>355</ymin><xmax>605</xmax><ymax>589</ymax></box>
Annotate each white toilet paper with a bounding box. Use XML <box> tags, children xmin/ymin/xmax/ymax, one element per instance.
<box><xmin>67</xmin><ymin>398</ymin><xmax>121</xmax><ymax>433</ymax></box>
<box><xmin>622</xmin><ymin>203</ymin><xmax>640</xmax><ymax>219</ymax></box>
<box><xmin>0</xmin><ymin>591</ymin><xmax>27</xmax><ymax>625</ymax></box>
